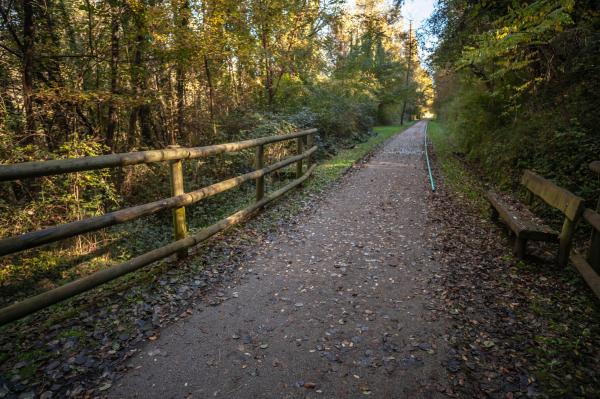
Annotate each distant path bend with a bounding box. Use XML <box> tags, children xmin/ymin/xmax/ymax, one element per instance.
<box><xmin>110</xmin><ymin>121</ymin><xmax>448</xmax><ymax>398</ymax></box>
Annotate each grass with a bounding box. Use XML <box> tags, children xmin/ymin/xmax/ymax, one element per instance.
<box><xmin>426</xmin><ymin>120</ymin><xmax>488</xmax><ymax>213</ymax></box>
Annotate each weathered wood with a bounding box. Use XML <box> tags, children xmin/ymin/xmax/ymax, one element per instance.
<box><xmin>591</xmin><ymin>161</ymin><xmax>600</xmax><ymax>213</ymax></box>
<box><xmin>296</xmin><ymin>137</ymin><xmax>304</xmax><ymax>178</ymax></box>
<box><xmin>488</xmin><ymin>170</ymin><xmax>585</xmax><ymax>266</ymax></box>
<box><xmin>571</xmin><ymin>252</ymin><xmax>600</xmax><ymax>300</ymax></box>
<box><xmin>584</xmin><ymin>209</ymin><xmax>600</xmax><ymax>234</ymax></box>
<box><xmin>521</xmin><ymin>170</ymin><xmax>584</xmax><ymax>221</ymax></box>
<box><xmin>0</xmin><ymin>164</ymin><xmax>317</xmax><ymax>326</ymax></box>
<box><xmin>513</xmin><ymin>238</ymin><xmax>528</xmax><ymax>258</ymax></box>
<box><xmin>485</xmin><ymin>191</ymin><xmax>558</xmax><ymax>241</ymax></box>
<box><xmin>584</xmin><ymin>209</ymin><xmax>600</xmax><ymax>271</ymax></box>
<box><xmin>0</xmin><ymin>146</ymin><xmax>318</xmax><ymax>257</ymax></box>
<box><xmin>255</xmin><ymin>144</ymin><xmax>265</xmax><ymax>201</ymax></box>
<box><xmin>558</xmin><ymin>218</ymin><xmax>578</xmax><ymax>267</ymax></box>
<box><xmin>0</xmin><ymin>128</ymin><xmax>317</xmax><ymax>181</ymax></box>
<box><xmin>307</xmin><ymin>134</ymin><xmax>315</xmax><ymax>168</ymax></box>
<box><xmin>168</xmin><ymin>145</ymin><xmax>187</xmax><ymax>259</ymax></box>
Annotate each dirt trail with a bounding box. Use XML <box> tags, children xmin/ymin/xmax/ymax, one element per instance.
<box><xmin>109</xmin><ymin>121</ymin><xmax>448</xmax><ymax>398</ymax></box>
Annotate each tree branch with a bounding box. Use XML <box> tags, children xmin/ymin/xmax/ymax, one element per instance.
<box><xmin>0</xmin><ymin>3</ymin><xmax>24</xmax><ymax>50</ymax></box>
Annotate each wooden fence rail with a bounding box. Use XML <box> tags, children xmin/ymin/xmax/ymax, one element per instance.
<box><xmin>570</xmin><ymin>161</ymin><xmax>600</xmax><ymax>299</ymax></box>
<box><xmin>0</xmin><ymin>129</ymin><xmax>318</xmax><ymax>326</ymax></box>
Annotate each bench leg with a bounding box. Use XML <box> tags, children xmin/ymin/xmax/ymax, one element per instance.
<box><xmin>558</xmin><ymin>218</ymin><xmax>578</xmax><ymax>268</ymax></box>
<box><xmin>490</xmin><ymin>206</ymin><xmax>499</xmax><ymax>222</ymax></box>
<box><xmin>513</xmin><ymin>237</ymin><xmax>527</xmax><ymax>259</ymax></box>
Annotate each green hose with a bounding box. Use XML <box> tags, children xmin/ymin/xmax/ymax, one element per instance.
<box><xmin>424</xmin><ymin>122</ymin><xmax>436</xmax><ymax>192</ymax></box>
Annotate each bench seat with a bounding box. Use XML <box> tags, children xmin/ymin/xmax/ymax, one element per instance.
<box><xmin>485</xmin><ymin>191</ymin><xmax>558</xmax><ymax>256</ymax></box>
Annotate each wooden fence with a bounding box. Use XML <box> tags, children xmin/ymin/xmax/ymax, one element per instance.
<box><xmin>0</xmin><ymin>129</ymin><xmax>317</xmax><ymax>325</ymax></box>
<box><xmin>570</xmin><ymin>161</ymin><xmax>600</xmax><ymax>298</ymax></box>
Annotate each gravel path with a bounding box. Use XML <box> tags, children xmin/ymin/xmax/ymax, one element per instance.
<box><xmin>109</xmin><ymin>121</ymin><xmax>448</xmax><ymax>398</ymax></box>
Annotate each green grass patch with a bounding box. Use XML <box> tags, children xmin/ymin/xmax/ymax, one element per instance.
<box><xmin>427</xmin><ymin>120</ymin><xmax>487</xmax><ymax>213</ymax></box>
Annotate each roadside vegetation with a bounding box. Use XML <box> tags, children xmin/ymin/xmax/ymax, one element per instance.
<box><xmin>428</xmin><ymin>119</ymin><xmax>600</xmax><ymax>398</ymax></box>
<box><xmin>426</xmin><ymin>0</ymin><xmax>599</xmax><ymax>207</ymax></box>
<box><xmin>0</xmin><ymin>0</ymin><xmax>432</xmax><ymax>304</ymax></box>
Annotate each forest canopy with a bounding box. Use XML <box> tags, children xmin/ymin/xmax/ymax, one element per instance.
<box><xmin>0</xmin><ymin>0</ymin><xmax>430</xmax><ymax>154</ymax></box>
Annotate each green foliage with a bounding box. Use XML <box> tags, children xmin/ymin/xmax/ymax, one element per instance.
<box><xmin>458</xmin><ymin>0</ymin><xmax>576</xmax><ymax>96</ymax></box>
<box><xmin>306</xmin><ymin>76</ymin><xmax>379</xmax><ymax>142</ymax></box>
<box><xmin>430</xmin><ymin>0</ymin><xmax>600</xmax><ymax>207</ymax></box>
<box><xmin>427</xmin><ymin>121</ymin><xmax>488</xmax><ymax>212</ymax></box>
<box><xmin>0</xmin><ymin>136</ymin><xmax>118</xmax><ymax>238</ymax></box>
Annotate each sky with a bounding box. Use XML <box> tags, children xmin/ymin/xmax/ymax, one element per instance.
<box><xmin>401</xmin><ymin>0</ymin><xmax>436</xmax><ymax>31</ymax></box>
<box><xmin>401</xmin><ymin>0</ymin><xmax>437</xmax><ymax>59</ymax></box>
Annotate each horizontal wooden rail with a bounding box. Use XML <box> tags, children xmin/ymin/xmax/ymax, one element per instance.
<box><xmin>571</xmin><ymin>252</ymin><xmax>600</xmax><ymax>299</ymax></box>
<box><xmin>0</xmin><ymin>128</ymin><xmax>317</xmax><ymax>181</ymax></box>
<box><xmin>0</xmin><ymin>164</ymin><xmax>316</xmax><ymax>326</ymax></box>
<box><xmin>0</xmin><ymin>128</ymin><xmax>318</xmax><ymax>325</ymax></box>
<box><xmin>0</xmin><ymin>146</ymin><xmax>317</xmax><ymax>257</ymax></box>
<box><xmin>570</xmin><ymin>207</ymin><xmax>600</xmax><ymax>300</ymax></box>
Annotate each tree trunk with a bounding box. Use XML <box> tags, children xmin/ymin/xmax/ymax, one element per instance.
<box><xmin>128</xmin><ymin>15</ymin><xmax>153</xmax><ymax>148</ymax></box>
<box><xmin>401</xmin><ymin>21</ymin><xmax>413</xmax><ymax>126</ymax></box>
<box><xmin>175</xmin><ymin>64</ymin><xmax>185</xmax><ymax>145</ymax></box>
<box><xmin>107</xmin><ymin>7</ymin><xmax>119</xmax><ymax>150</ymax></box>
<box><xmin>203</xmin><ymin>55</ymin><xmax>216</xmax><ymax>136</ymax></box>
<box><xmin>22</xmin><ymin>0</ymin><xmax>35</xmax><ymax>142</ymax></box>
<box><xmin>174</xmin><ymin>0</ymin><xmax>189</xmax><ymax>145</ymax></box>
<box><xmin>261</xmin><ymin>25</ymin><xmax>274</xmax><ymax>107</ymax></box>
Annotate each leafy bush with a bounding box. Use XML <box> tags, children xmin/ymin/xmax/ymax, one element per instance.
<box><xmin>0</xmin><ymin>136</ymin><xmax>118</xmax><ymax>240</ymax></box>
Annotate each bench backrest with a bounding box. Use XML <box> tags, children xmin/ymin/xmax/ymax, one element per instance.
<box><xmin>521</xmin><ymin>170</ymin><xmax>584</xmax><ymax>221</ymax></box>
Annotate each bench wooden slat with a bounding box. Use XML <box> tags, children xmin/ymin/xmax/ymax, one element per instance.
<box><xmin>485</xmin><ymin>191</ymin><xmax>558</xmax><ymax>242</ymax></box>
<box><xmin>521</xmin><ymin>170</ymin><xmax>584</xmax><ymax>221</ymax></box>
<box><xmin>571</xmin><ymin>252</ymin><xmax>600</xmax><ymax>300</ymax></box>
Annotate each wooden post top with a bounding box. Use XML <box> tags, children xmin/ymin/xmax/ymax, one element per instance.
<box><xmin>591</xmin><ymin>161</ymin><xmax>600</xmax><ymax>174</ymax></box>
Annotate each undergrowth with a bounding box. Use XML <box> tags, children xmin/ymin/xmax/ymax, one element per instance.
<box><xmin>428</xmin><ymin>119</ymin><xmax>600</xmax><ymax>398</ymax></box>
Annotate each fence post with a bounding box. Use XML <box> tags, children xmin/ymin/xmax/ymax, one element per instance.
<box><xmin>296</xmin><ymin>137</ymin><xmax>304</xmax><ymax>178</ymax></box>
<box><xmin>589</xmin><ymin>161</ymin><xmax>600</xmax><ymax>270</ymax></box>
<box><xmin>168</xmin><ymin>145</ymin><xmax>187</xmax><ymax>259</ymax></box>
<box><xmin>256</xmin><ymin>144</ymin><xmax>265</xmax><ymax>201</ymax></box>
<box><xmin>307</xmin><ymin>133</ymin><xmax>314</xmax><ymax>168</ymax></box>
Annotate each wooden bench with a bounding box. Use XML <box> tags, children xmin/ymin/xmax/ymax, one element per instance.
<box><xmin>485</xmin><ymin>170</ymin><xmax>585</xmax><ymax>266</ymax></box>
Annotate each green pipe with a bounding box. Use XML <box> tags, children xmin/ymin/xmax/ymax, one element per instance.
<box><xmin>424</xmin><ymin>122</ymin><xmax>436</xmax><ymax>192</ymax></box>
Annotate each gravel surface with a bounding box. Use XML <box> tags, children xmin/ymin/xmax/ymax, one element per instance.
<box><xmin>109</xmin><ymin>121</ymin><xmax>450</xmax><ymax>398</ymax></box>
